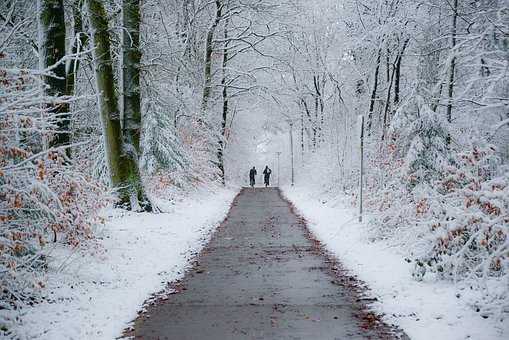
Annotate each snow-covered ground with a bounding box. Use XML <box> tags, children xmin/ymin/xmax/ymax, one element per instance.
<box><xmin>283</xmin><ymin>186</ymin><xmax>508</xmax><ymax>340</ymax></box>
<box><xmin>11</xmin><ymin>186</ymin><xmax>238</xmax><ymax>340</ymax></box>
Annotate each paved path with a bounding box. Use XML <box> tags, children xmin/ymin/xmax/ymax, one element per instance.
<box><xmin>133</xmin><ymin>188</ymin><xmax>401</xmax><ymax>339</ymax></box>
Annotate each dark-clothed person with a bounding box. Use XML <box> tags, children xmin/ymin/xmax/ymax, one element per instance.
<box><xmin>249</xmin><ymin>167</ymin><xmax>257</xmax><ymax>187</ymax></box>
<box><xmin>263</xmin><ymin>166</ymin><xmax>272</xmax><ymax>187</ymax></box>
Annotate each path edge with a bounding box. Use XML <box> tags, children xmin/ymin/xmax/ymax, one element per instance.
<box><xmin>277</xmin><ymin>188</ymin><xmax>409</xmax><ymax>340</ymax></box>
<box><xmin>119</xmin><ymin>188</ymin><xmax>244</xmax><ymax>339</ymax></box>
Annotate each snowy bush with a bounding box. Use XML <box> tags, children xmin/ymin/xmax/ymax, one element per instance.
<box><xmin>403</xmin><ymin>103</ymin><xmax>450</xmax><ymax>189</ymax></box>
<box><xmin>360</xmin><ymin>107</ymin><xmax>508</xmax><ymax>314</ymax></box>
<box><xmin>358</xmin><ymin>99</ymin><xmax>508</xmax><ymax>296</ymax></box>
<box><xmin>0</xmin><ymin>65</ymin><xmax>107</xmax><ymax>330</ymax></box>
<box><xmin>418</xmin><ymin>146</ymin><xmax>508</xmax><ymax>282</ymax></box>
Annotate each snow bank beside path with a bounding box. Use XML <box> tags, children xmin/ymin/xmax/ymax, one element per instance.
<box><xmin>13</xmin><ymin>187</ymin><xmax>238</xmax><ymax>340</ymax></box>
<box><xmin>282</xmin><ymin>186</ymin><xmax>508</xmax><ymax>340</ymax></box>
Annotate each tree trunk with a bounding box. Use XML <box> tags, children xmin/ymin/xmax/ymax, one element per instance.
<box><xmin>446</xmin><ymin>0</ymin><xmax>458</xmax><ymax>146</ymax></box>
<box><xmin>122</xmin><ymin>0</ymin><xmax>142</xmax><ymax>155</ymax></box>
<box><xmin>201</xmin><ymin>0</ymin><xmax>222</xmax><ymax>114</ymax></box>
<box><xmin>367</xmin><ymin>48</ymin><xmax>382</xmax><ymax>134</ymax></box>
<box><xmin>394</xmin><ymin>38</ymin><xmax>409</xmax><ymax>106</ymax></box>
<box><xmin>386</xmin><ymin>52</ymin><xmax>390</xmax><ymax>83</ymax></box>
<box><xmin>300</xmin><ymin>110</ymin><xmax>304</xmax><ymax>160</ymax></box>
<box><xmin>431</xmin><ymin>83</ymin><xmax>443</xmax><ymax>112</ymax></box>
<box><xmin>38</xmin><ymin>0</ymin><xmax>69</xmax><ymax>152</ymax></box>
<box><xmin>300</xmin><ymin>97</ymin><xmax>314</xmax><ymax>149</ymax></box>
<box><xmin>87</xmin><ymin>0</ymin><xmax>150</xmax><ymax>211</ymax></box>
<box><xmin>66</xmin><ymin>0</ymin><xmax>87</xmax><ymax>97</ymax></box>
<box><xmin>313</xmin><ymin>89</ymin><xmax>318</xmax><ymax>150</ymax></box>
<box><xmin>122</xmin><ymin>0</ymin><xmax>151</xmax><ymax>209</ymax></box>
<box><xmin>383</xmin><ymin>38</ymin><xmax>409</xmax><ymax>141</ymax></box>
<box><xmin>381</xmin><ymin>60</ymin><xmax>395</xmax><ymax>141</ymax></box>
<box><xmin>218</xmin><ymin>15</ymin><xmax>230</xmax><ymax>184</ymax></box>
<box><xmin>313</xmin><ymin>74</ymin><xmax>325</xmax><ymax>145</ymax></box>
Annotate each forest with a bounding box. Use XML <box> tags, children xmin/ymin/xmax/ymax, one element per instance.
<box><xmin>0</xmin><ymin>0</ymin><xmax>508</xmax><ymax>338</ymax></box>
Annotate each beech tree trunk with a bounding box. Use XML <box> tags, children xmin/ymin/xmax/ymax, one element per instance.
<box><xmin>313</xmin><ymin>75</ymin><xmax>324</xmax><ymax>146</ymax></box>
<box><xmin>300</xmin><ymin>110</ymin><xmax>304</xmax><ymax>159</ymax></box>
<box><xmin>122</xmin><ymin>0</ymin><xmax>151</xmax><ymax>209</ymax></box>
<box><xmin>383</xmin><ymin>38</ymin><xmax>409</xmax><ymax>141</ymax></box>
<box><xmin>87</xmin><ymin>0</ymin><xmax>150</xmax><ymax>211</ymax></box>
<box><xmin>201</xmin><ymin>0</ymin><xmax>222</xmax><ymax>113</ymax></box>
<box><xmin>381</xmin><ymin>59</ymin><xmax>395</xmax><ymax>141</ymax></box>
<box><xmin>122</xmin><ymin>0</ymin><xmax>142</xmax><ymax>155</ymax></box>
<box><xmin>313</xmin><ymin>87</ymin><xmax>318</xmax><ymax>150</ymax></box>
<box><xmin>367</xmin><ymin>48</ymin><xmax>382</xmax><ymax>134</ymax></box>
<box><xmin>66</xmin><ymin>0</ymin><xmax>87</xmax><ymax>97</ymax></box>
<box><xmin>218</xmin><ymin>15</ymin><xmax>229</xmax><ymax>184</ymax></box>
<box><xmin>446</xmin><ymin>0</ymin><xmax>458</xmax><ymax>146</ymax></box>
<box><xmin>394</xmin><ymin>39</ymin><xmax>410</xmax><ymax>106</ymax></box>
<box><xmin>38</xmin><ymin>0</ymin><xmax>69</xmax><ymax>152</ymax></box>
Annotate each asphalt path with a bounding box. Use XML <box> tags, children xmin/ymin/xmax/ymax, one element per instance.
<box><xmin>132</xmin><ymin>188</ymin><xmax>404</xmax><ymax>339</ymax></box>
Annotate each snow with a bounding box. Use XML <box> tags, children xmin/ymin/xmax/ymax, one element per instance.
<box><xmin>11</xmin><ymin>187</ymin><xmax>238</xmax><ymax>340</ymax></box>
<box><xmin>282</xmin><ymin>186</ymin><xmax>508</xmax><ymax>340</ymax></box>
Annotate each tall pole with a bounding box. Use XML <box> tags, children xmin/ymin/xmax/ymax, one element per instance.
<box><xmin>276</xmin><ymin>151</ymin><xmax>281</xmax><ymax>187</ymax></box>
<box><xmin>290</xmin><ymin>122</ymin><xmax>294</xmax><ymax>186</ymax></box>
<box><xmin>359</xmin><ymin>115</ymin><xmax>365</xmax><ymax>222</ymax></box>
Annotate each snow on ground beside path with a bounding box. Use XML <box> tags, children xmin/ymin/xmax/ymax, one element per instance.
<box><xmin>12</xmin><ymin>186</ymin><xmax>238</xmax><ymax>340</ymax></box>
<box><xmin>282</xmin><ymin>186</ymin><xmax>508</xmax><ymax>340</ymax></box>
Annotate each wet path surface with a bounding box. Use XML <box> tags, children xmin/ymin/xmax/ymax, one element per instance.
<box><xmin>132</xmin><ymin>188</ymin><xmax>401</xmax><ymax>339</ymax></box>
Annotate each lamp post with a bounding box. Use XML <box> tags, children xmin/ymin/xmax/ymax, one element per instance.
<box><xmin>276</xmin><ymin>151</ymin><xmax>281</xmax><ymax>187</ymax></box>
<box><xmin>359</xmin><ymin>115</ymin><xmax>365</xmax><ymax>222</ymax></box>
<box><xmin>289</xmin><ymin>121</ymin><xmax>294</xmax><ymax>186</ymax></box>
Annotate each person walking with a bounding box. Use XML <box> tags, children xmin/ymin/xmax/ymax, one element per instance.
<box><xmin>263</xmin><ymin>165</ymin><xmax>272</xmax><ymax>187</ymax></box>
<box><xmin>249</xmin><ymin>166</ymin><xmax>257</xmax><ymax>187</ymax></box>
